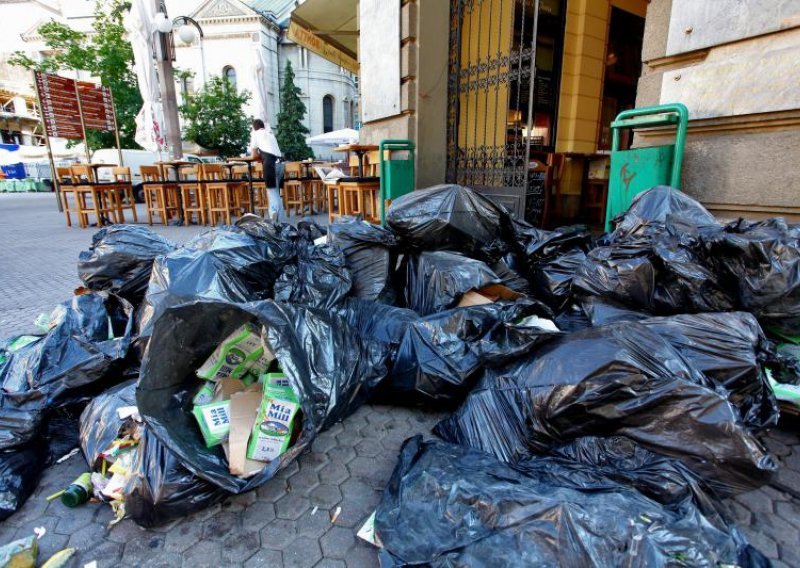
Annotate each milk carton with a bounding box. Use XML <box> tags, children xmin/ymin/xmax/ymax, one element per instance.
<box><xmin>260</xmin><ymin>372</ymin><xmax>290</xmax><ymax>388</ymax></box>
<box><xmin>196</xmin><ymin>323</ymin><xmax>275</xmax><ymax>381</ymax></box>
<box><xmin>246</xmin><ymin>384</ymin><xmax>299</xmax><ymax>462</ymax></box>
<box><xmin>192</xmin><ymin>400</ymin><xmax>231</xmax><ymax>448</ymax></box>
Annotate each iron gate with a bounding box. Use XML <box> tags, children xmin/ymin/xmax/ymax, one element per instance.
<box><xmin>446</xmin><ymin>0</ymin><xmax>561</xmax><ymax>223</ymax></box>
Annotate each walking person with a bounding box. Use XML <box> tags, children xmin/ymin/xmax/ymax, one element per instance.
<box><xmin>249</xmin><ymin>119</ymin><xmax>286</xmax><ymax>222</ymax></box>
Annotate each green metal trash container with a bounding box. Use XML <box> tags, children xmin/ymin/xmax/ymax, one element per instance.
<box><xmin>605</xmin><ymin>103</ymin><xmax>688</xmax><ymax>231</ymax></box>
<box><xmin>379</xmin><ymin>139</ymin><xmax>415</xmax><ymax>225</ymax></box>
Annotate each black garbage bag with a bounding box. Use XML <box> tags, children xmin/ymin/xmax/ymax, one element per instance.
<box><xmin>233</xmin><ymin>215</ymin><xmax>298</xmax><ymax>265</ymax></box>
<box><xmin>274</xmin><ymin>242</ymin><xmax>352</xmax><ymax>309</ymax></box>
<box><xmin>375</xmin><ymin>437</ymin><xmax>767</xmax><ymax>568</ymax></box>
<box><xmin>336</xmin><ymin>300</ymin><xmax>417</xmax><ymax>368</ymax></box>
<box><xmin>327</xmin><ymin>218</ymin><xmax>398</xmax><ymax>302</ymax></box>
<box><xmin>572</xmin><ymin>243</ymin><xmax>657</xmax><ymax>309</ymax></box>
<box><xmin>516</xmin><ymin>222</ymin><xmax>593</xmax><ymax>263</ymax></box>
<box><xmin>0</xmin><ymin>292</ymin><xmax>134</xmax><ymax>450</ymax></box>
<box><xmin>139</xmin><ymin>227</ymin><xmax>290</xmax><ymax>337</ymax></box>
<box><xmin>77</xmin><ymin>225</ymin><xmax>176</xmax><ymax>304</ymax></box>
<box><xmin>489</xmin><ymin>256</ymin><xmax>531</xmax><ymax>295</ymax></box>
<box><xmin>386</xmin><ymin>184</ymin><xmax>514</xmax><ymax>262</ymax></box>
<box><xmin>380</xmin><ymin>299</ymin><xmax>559</xmax><ymax>404</ymax></box>
<box><xmin>0</xmin><ymin>446</ymin><xmax>45</xmax><ymax>521</ymax></box>
<box><xmin>704</xmin><ymin>217</ymin><xmax>800</xmax><ymax>336</ymax></box>
<box><xmin>137</xmin><ymin>299</ymin><xmax>386</xmax><ymax>493</ymax></box>
<box><xmin>79</xmin><ymin>381</ymin><xmax>229</xmax><ymax>527</ymax></box>
<box><xmin>531</xmin><ymin>249</ymin><xmax>587</xmax><ymax>311</ymax></box>
<box><xmin>435</xmin><ymin>322</ymin><xmax>776</xmax><ymax>496</ymax></box>
<box><xmin>403</xmin><ymin>251</ymin><xmax>500</xmax><ymax>316</ymax></box>
<box><xmin>609</xmin><ymin>185</ymin><xmax>719</xmax><ymax>241</ymax></box>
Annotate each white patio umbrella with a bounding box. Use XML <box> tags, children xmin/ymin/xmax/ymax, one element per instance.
<box><xmin>252</xmin><ymin>44</ymin><xmax>270</xmax><ymax>122</ymax></box>
<box><xmin>305</xmin><ymin>128</ymin><xmax>359</xmax><ymax>146</ymax></box>
<box><xmin>124</xmin><ymin>0</ymin><xmax>165</xmax><ymax>152</ymax></box>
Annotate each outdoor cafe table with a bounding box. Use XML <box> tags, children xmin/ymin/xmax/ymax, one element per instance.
<box><xmin>227</xmin><ymin>156</ymin><xmax>259</xmax><ymax>214</ymax></box>
<box><xmin>155</xmin><ymin>160</ymin><xmax>194</xmax><ymax>224</ymax></box>
<box><xmin>333</xmin><ymin>144</ymin><xmax>379</xmax><ymax>177</ymax></box>
<box><xmin>89</xmin><ymin>163</ymin><xmax>117</xmax><ymax>182</ymax></box>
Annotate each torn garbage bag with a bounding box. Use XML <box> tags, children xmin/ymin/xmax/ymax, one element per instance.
<box><xmin>274</xmin><ymin>242</ymin><xmax>352</xmax><ymax>309</ymax></box>
<box><xmin>80</xmin><ymin>381</ymin><xmax>228</xmax><ymax>527</ymax></box>
<box><xmin>138</xmin><ymin>227</ymin><xmax>291</xmax><ymax>338</ymax></box>
<box><xmin>327</xmin><ymin>218</ymin><xmax>398</xmax><ymax>302</ymax></box>
<box><xmin>136</xmin><ymin>300</ymin><xmax>386</xmax><ymax>493</ymax></box>
<box><xmin>704</xmin><ymin>217</ymin><xmax>800</xmax><ymax>336</ymax></box>
<box><xmin>403</xmin><ymin>251</ymin><xmax>500</xmax><ymax>316</ymax></box>
<box><xmin>0</xmin><ymin>292</ymin><xmax>134</xmax><ymax>450</ymax></box>
<box><xmin>375</xmin><ymin>437</ymin><xmax>767</xmax><ymax>568</ymax></box>
<box><xmin>380</xmin><ymin>299</ymin><xmax>559</xmax><ymax>404</ymax></box>
<box><xmin>435</xmin><ymin>322</ymin><xmax>776</xmax><ymax>495</ymax></box>
<box><xmin>77</xmin><ymin>225</ymin><xmax>176</xmax><ymax>304</ymax></box>
<box><xmin>386</xmin><ymin>184</ymin><xmax>514</xmax><ymax>262</ymax></box>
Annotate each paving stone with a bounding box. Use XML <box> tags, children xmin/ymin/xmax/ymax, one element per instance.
<box><xmin>276</xmin><ymin>461</ymin><xmax>301</xmax><ymax>481</ymax></box>
<box><xmin>312</xmin><ymin>432</ymin><xmax>339</xmax><ymax>454</ymax></box>
<box><xmin>752</xmin><ymin>511</ymin><xmax>800</xmax><ymax>548</ymax></box>
<box><xmin>287</xmin><ymin>466</ymin><xmax>320</xmax><ymax>496</ymax></box>
<box><xmin>319</xmin><ymin>526</ymin><xmax>357</xmax><ymax>559</ymax></box>
<box><xmin>762</xmin><ymin>485</ymin><xmax>791</xmax><ymax>502</ymax></box>
<box><xmin>106</xmin><ymin>519</ymin><xmax>147</xmax><ymax>544</ymax></box>
<box><xmin>326</xmin><ymin>446</ymin><xmax>357</xmax><ymax>465</ymax></box>
<box><xmin>223</xmin><ymin>491</ymin><xmax>258</xmax><ymax>512</ymax></box>
<box><xmin>181</xmin><ymin>537</ymin><xmax>223</xmax><ymax>567</ymax></box>
<box><xmin>295</xmin><ymin>507</ymin><xmax>334</xmax><ymax>539</ymax></box>
<box><xmin>309</xmin><ymin>484</ymin><xmax>343</xmax><ymax>509</ymax></box>
<box><xmin>299</xmin><ymin>450</ymin><xmax>329</xmax><ymax>473</ymax></box>
<box><xmin>342</xmin><ymin>541</ymin><xmax>379</xmax><ymax>568</ymax></box>
<box><xmin>735</xmin><ymin>489</ymin><xmax>775</xmax><ymax>514</ymax></box>
<box><xmin>318</xmin><ymin>461</ymin><xmax>350</xmax><ymax>485</ymax></box>
<box><xmin>242</xmin><ymin>501</ymin><xmax>277</xmax><ymax>529</ymax></box>
<box><xmin>743</xmin><ymin>528</ymin><xmax>779</xmax><ymax>559</ymax></box>
<box><xmin>726</xmin><ymin>500</ymin><xmax>753</xmax><ymax>526</ymax></box>
<box><xmin>335</xmin><ymin>479</ymin><xmax>380</xmax><ymax>529</ymax></box>
<box><xmin>67</xmin><ymin>520</ymin><xmax>109</xmax><ymax>550</ymax></box>
<box><xmin>260</xmin><ymin>518</ymin><xmax>298</xmax><ymax>549</ymax></box>
<box><xmin>257</xmin><ymin>478</ymin><xmax>291</xmax><ymax>502</ymax></box>
<box><xmin>780</xmin><ymin>541</ymin><xmax>800</xmax><ymax>566</ymax></box>
<box><xmin>142</xmin><ymin>551</ymin><xmax>184</xmax><ymax>568</ymax></box>
<box><xmin>244</xmin><ymin>548</ymin><xmax>283</xmax><ymax>567</ymax></box>
<box><xmin>775</xmin><ymin>501</ymin><xmax>800</xmax><ymax>530</ymax></box>
<box><xmin>36</xmin><ymin>531</ymin><xmax>70</xmax><ymax>563</ymax></box>
<box><xmin>335</xmin><ymin>428</ymin><xmax>363</xmax><ymax>448</ymax></box>
<box><xmin>7</xmin><ymin>493</ymin><xmax>52</xmax><ymax>527</ymax></box>
<box><xmin>775</xmin><ymin>467</ymin><xmax>800</xmax><ymax>492</ymax></box>
<box><xmin>315</xmin><ymin>559</ymin><xmax>346</xmax><ymax>568</ymax></box>
<box><xmin>283</xmin><ymin>536</ymin><xmax>322</xmax><ymax>568</ymax></box>
<box><xmin>80</xmin><ymin>538</ymin><xmax>124</xmax><ymax>567</ymax></box>
<box><xmin>354</xmin><ymin>439</ymin><xmax>383</xmax><ymax>458</ymax></box>
<box><xmin>765</xmin><ymin>437</ymin><xmax>793</xmax><ymax>458</ymax></box>
<box><xmin>53</xmin><ymin>503</ymin><xmax>99</xmax><ymax>535</ymax></box>
<box><xmin>222</xmin><ymin>529</ymin><xmax>261</xmax><ymax>563</ymax></box>
<box><xmin>347</xmin><ymin>456</ymin><xmax>395</xmax><ymax>491</ymax></box>
<box><xmin>275</xmin><ymin>493</ymin><xmax>311</xmax><ymax>520</ymax></box>
<box><xmin>164</xmin><ymin>518</ymin><xmax>205</xmax><ymax>553</ymax></box>
<box><xmin>202</xmin><ymin>510</ymin><xmax>242</xmax><ymax>541</ymax></box>
<box><xmin>122</xmin><ymin>534</ymin><xmax>165</xmax><ymax>565</ymax></box>
<box><xmin>13</xmin><ymin>514</ymin><xmax>61</xmax><ymax>541</ymax></box>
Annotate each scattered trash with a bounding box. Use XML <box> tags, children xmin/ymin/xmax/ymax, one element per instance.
<box><xmin>357</xmin><ymin>512</ymin><xmax>381</xmax><ymax>547</ymax></box>
<box><xmin>0</xmin><ymin>535</ymin><xmax>38</xmax><ymax>568</ymax></box>
<box><xmin>40</xmin><ymin>548</ymin><xmax>76</xmax><ymax>568</ymax></box>
<box><xmin>31</xmin><ymin>528</ymin><xmax>45</xmax><ymax>539</ymax></box>
<box><xmin>60</xmin><ymin>473</ymin><xmax>93</xmax><ymax>508</ymax></box>
<box><xmin>330</xmin><ymin>506</ymin><xmax>341</xmax><ymax>524</ymax></box>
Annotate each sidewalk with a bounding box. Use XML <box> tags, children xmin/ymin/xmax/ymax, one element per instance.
<box><xmin>1</xmin><ymin>193</ymin><xmax>799</xmax><ymax>567</ymax></box>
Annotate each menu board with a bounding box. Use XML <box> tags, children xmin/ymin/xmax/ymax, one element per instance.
<box><xmin>34</xmin><ymin>72</ymin><xmax>116</xmax><ymax>140</ymax></box>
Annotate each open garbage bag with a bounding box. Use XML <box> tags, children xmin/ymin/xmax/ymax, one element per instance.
<box><xmin>704</xmin><ymin>217</ymin><xmax>800</xmax><ymax>336</ymax></box>
<box><xmin>136</xmin><ymin>299</ymin><xmax>385</xmax><ymax>493</ymax></box>
<box><xmin>403</xmin><ymin>251</ymin><xmax>500</xmax><ymax>316</ymax></box>
<box><xmin>327</xmin><ymin>218</ymin><xmax>398</xmax><ymax>302</ymax></box>
<box><xmin>0</xmin><ymin>292</ymin><xmax>134</xmax><ymax>450</ymax></box>
<box><xmin>380</xmin><ymin>299</ymin><xmax>558</xmax><ymax>404</ymax></box>
<box><xmin>435</xmin><ymin>321</ymin><xmax>776</xmax><ymax>496</ymax></box>
<box><xmin>386</xmin><ymin>184</ymin><xmax>515</xmax><ymax>262</ymax></box>
<box><xmin>374</xmin><ymin>437</ymin><xmax>767</xmax><ymax>568</ymax></box>
<box><xmin>274</xmin><ymin>242</ymin><xmax>352</xmax><ymax>309</ymax></box>
<box><xmin>80</xmin><ymin>382</ymin><xmax>229</xmax><ymax>527</ymax></box>
<box><xmin>138</xmin><ymin>227</ymin><xmax>293</xmax><ymax>338</ymax></box>
<box><xmin>77</xmin><ymin>225</ymin><xmax>176</xmax><ymax>304</ymax></box>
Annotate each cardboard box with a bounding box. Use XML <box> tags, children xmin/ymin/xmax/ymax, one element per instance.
<box><xmin>456</xmin><ymin>284</ymin><xmax>524</xmax><ymax>308</ymax></box>
<box><xmin>228</xmin><ymin>389</ymin><xmax>266</xmax><ymax>477</ymax></box>
<box><xmin>197</xmin><ymin>323</ymin><xmax>275</xmax><ymax>381</ymax></box>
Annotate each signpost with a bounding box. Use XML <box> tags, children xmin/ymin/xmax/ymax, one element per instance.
<box><xmin>33</xmin><ymin>71</ymin><xmax>123</xmax><ymax>203</ymax></box>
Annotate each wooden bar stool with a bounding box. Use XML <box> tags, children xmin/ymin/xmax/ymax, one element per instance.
<box><xmin>71</xmin><ymin>164</ymin><xmax>117</xmax><ymax>227</ymax></box>
<box><xmin>251</xmin><ymin>162</ymin><xmax>270</xmax><ymax>216</ymax></box>
<box><xmin>283</xmin><ymin>162</ymin><xmax>308</xmax><ymax>217</ymax></box>
<box><xmin>140</xmin><ymin>165</ymin><xmax>179</xmax><ymax>225</ymax></box>
<box><xmin>337</xmin><ymin>152</ymin><xmax>381</xmax><ymax>224</ymax></box>
<box><xmin>109</xmin><ymin>167</ymin><xmax>138</xmax><ymax>223</ymax></box>
<box><xmin>229</xmin><ymin>164</ymin><xmax>251</xmax><ymax>216</ymax></box>
<box><xmin>201</xmin><ymin>164</ymin><xmax>233</xmax><ymax>225</ymax></box>
<box><xmin>326</xmin><ymin>181</ymin><xmax>343</xmax><ymax>224</ymax></box>
<box><xmin>56</xmin><ymin>166</ymin><xmax>86</xmax><ymax>228</ymax></box>
<box><xmin>178</xmin><ymin>165</ymin><xmax>206</xmax><ymax>225</ymax></box>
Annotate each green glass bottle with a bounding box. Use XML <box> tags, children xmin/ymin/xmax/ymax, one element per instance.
<box><xmin>60</xmin><ymin>473</ymin><xmax>93</xmax><ymax>507</ymax></box>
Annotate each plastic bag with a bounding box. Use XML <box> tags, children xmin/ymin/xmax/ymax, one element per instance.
<box><xmin>77</xmin><ymin>225</ymin><xmax>176</xmax><ymax>304</ymax></box>
<box><xmin>79</xmin><ymin>382</ymin><xmax>228</xmax><ymax>527</ymax></box>
<box><xmin>704</xmin><ymin>217</ymin><xmax>800</xmax><ymax>335</ymax></box>
<box><xmin>0</xmin><ymin>292</ymin><xmax>134</xmax><ymax>450</ymax></box>
<box><xmin>572</xmin><ymin>244</ymin><xmax>657</xmax><ymax>310</ymax></box>
<box><xmin>380</xmin><ymin>299</ymin><xmax>558</xmax><ymax>404</ymax></box>
<box><xmin>375</xmin><ymin>437</ymin><xmax>767</xmax><ymax>568</ymax></box>
<box><xmin>274</xmin><ymin>242</ymin><xmax>352</xmax><ymax>309</ymax></box>
<box><xmin>402</xmin><ymin>251</ymin><xmax>500</xmax><ymax>316</ymax></box>
<box><xmin>386</xmin><ymin>184</ymin><xmax>514</xmax><ymax>262</ymax></box>
<box><xmin>435</xmin><ymin>322</ymin><xmax>776</xmax><ymax>496</ymax></box>
<box><xmin>328</xmin><ymin>218</ymin><xmax>398</xmax><ymax>302</ymax></box>
<box><xmin>138</xmin><ymin>227</ymin><xmax>289</xmax><ymax>338</ymax></box>
<box><xmin>137</xmin><ymin>300</ymin><xmax>385</xmax><ymax>493</ymax></box>
<box><xmin>0</xmin><ymin>446</ymin><xmax>45</xmax><ymax>521</ymax></box>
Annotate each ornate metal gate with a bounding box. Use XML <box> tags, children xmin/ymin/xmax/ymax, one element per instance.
<box><xmin>446</xmin><ymin>0</ymin><xmax>553</xmax><ymax>222</ymax></box>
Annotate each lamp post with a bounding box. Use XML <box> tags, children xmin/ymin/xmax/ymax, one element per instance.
<box><xmin>172</xmin><ymin>16</ymin><xmax>206</xmax><ymax>86</ymax></box>
<box><xmin>153</xmin><ymin>3</ymin><xmax>182</xmax><ymax>158</ymax></box>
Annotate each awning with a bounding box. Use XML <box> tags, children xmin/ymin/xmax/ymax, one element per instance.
<box><xmin>288</xmin><ymin>0</ymin><xmax>358</xmax><ymax>74</ymax></box>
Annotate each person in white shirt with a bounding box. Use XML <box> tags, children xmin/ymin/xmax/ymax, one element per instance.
<box><xmin>249</xmin><ymin>119</ymin><xmax>286</xmax><ymax>222</ymax></box>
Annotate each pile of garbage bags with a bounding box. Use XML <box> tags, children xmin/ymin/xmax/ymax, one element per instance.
<box><xmin>1</xmin><ymin>184</ymin><xmax>799</xmax><ymax>564</ymax></box>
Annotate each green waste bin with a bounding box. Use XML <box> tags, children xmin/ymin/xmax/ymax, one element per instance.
<box><xmin>605</xmin><ymin>103</ymin><xmax>688</xmax><ymax>231</ymax></box>
<box><xmin>379</xmin><ymin>139</ymin><xmax>415</xmax><ymax>225</ymax></box>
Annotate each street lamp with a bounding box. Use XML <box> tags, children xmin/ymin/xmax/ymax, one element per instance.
<box><xmin>172</xmin><ymin>16</ymin><xmax>207</xmax><ymax>85</ymax></box>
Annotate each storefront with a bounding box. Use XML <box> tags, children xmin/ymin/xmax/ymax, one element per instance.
<box><xmin>289</xmin><ymin>0</ymin><xmax>647</xmax><ymax>227</ymax></box>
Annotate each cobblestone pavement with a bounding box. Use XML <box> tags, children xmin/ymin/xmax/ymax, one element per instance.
<box><xmin>1</xmin><ymin>192</ymin><xmax>800</xmax><ymax>567</ymax></box>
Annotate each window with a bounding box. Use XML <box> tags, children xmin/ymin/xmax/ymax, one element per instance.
<box><xmin>223</xmin><ymin>66</ymin><xmax>237</xmax><ymax>89</ymax></box>
<box><xmin>323</xmin><ymin>95</ymin><xmax>334</xmax><ymax>133</ymax></box>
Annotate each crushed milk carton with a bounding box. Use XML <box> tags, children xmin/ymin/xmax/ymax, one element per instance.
<box><xmin>247</xmin><ymin>384</ymin><xmax>299</xmax><ymax>462</ymax></box>
<box><xmin>260</xmin><ymin>372</ymin><xmax>290</xmax><ymax>388</ymax></box>
<box><xmin>192</xmin><ymin>400</ymin><xmax>231</xmax><ymax>447</ymax></box>
<box><xmin>192</xmin><ymin>382</ymin><xmax>215</xmax><ymax>406</ymax></box>
<box><xmin>196</xmin><ymin>323</ymin><xmax>275</xmax><ymax>381</ymax></box>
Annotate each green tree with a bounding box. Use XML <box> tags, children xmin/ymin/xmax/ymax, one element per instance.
<box><xmin>9</xmin><ymin>0</ymin><xmax>142</xmax><ymax>150</ymax></box>
<box><xmin>276</xmin><ymin>61</ymin><xmax>313</xmax><ymax>160</ymax></box>
<box><xmin>180</xmin><ymin>75</ymin><xmax>251</xmax><ymax>158</ymax></box>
